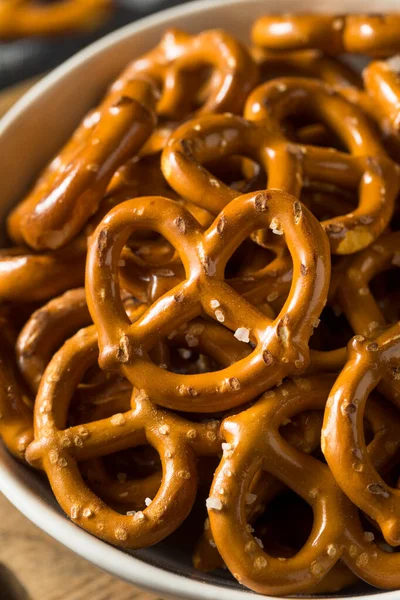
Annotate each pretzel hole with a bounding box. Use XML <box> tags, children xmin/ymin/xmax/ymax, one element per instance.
<box><xmin>301</xmin><ymin>182</ymin><xmax>358</xmax><ymax>222</ymax></box>
<box><xmin>370</xmin><ymin>270</ymin><xmax>400</xmax><ymax>325</ymax></box>
<box><xmin>285</xmin><ymin>114</ymin><xmax>348</xmax><ymax>152</ymax></box>
<box><xmin>251</xmin><ymin>489</ymin><xmax>313</xmax><ymax>559</ymax></box>
<box><xmin>309</xmin><ymin>306</ymin><xmax>353</xmax><ymax>352</ymax></box>
<box><xmin>205</xmin><ymin>156</ymin><xmax>265</xmax><ymax>194</ymax></box>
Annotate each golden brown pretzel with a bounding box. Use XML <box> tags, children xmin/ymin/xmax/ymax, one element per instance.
<box><xmin>193</xmin><ymin>409</ymin><xmax>324</xmax><ymax>572</ymax></box>
<box><xmin>0</xmin><ymin>0</ymin><xmax>111</xmax><ymax>39</ymax></box>
<box><xmin>162</xmin><ymin>78</ymin><xmax>399</xmax><ymax>253</ymax></box>
<box><xmin>0</xmin><ymin>238</ymin><xmax>86</xmax><ymax>302</ymax></box>
<box><xmin>86</xmin><ymin>190</ymin><xmax>330</xmax><ymax>412</ymax></box>
<box><xmin>208</xmin><ymin>374</ymin><xmax>400</xmax><ymax>595</ymax></box>
<box><xmin>252</xmin><ymin>14</ymin><xmax>400</xmax><ymax>57</ymax></box>
<box><xmin>9</xmin><ymin>78</ymin><xmax>157</xmax><ymax>250</ymax></box>
<box><xmin>25</xmin><ymin>325</ymin><xmax>222</xmax><ymax>548</ymax></box>
<box><xmin>122</xmin><ymin>28</ymin><xmax>258</xmax><ymax>123</ymax></box>
<box><xmin>322</xmin><ymin>324</ymin><xmax>400</xmax><ymax>546</ymax></box>
<box><xmin>363</xmin><ymin>57</ymin><xmax>400</xmax><ymax>136</ymax></box>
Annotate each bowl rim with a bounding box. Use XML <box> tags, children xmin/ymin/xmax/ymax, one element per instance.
<box><xmin>1</xmin><ymin>0</ymin><xmax>400</xmax><ymax>598</ymax></box>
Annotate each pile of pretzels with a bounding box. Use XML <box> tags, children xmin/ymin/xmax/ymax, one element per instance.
<box><xmin>2</xmin><ymin>13</ymin><xmax>400</xmax><ymax>597</ymax></box>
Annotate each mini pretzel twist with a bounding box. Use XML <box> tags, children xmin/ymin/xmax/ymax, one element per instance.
<box><xmin>322</xmin><ymin>323</ymin><xmax>400</xmax><ymax>547</ymax></box>
<box><xmin>122</xmin><ymin>28</ymin><xmax>259</xmax><ymax>123</ymax></box>
<box><xmin>25</xmin><ymin>325</ymin><xmax>222</xmax><ymax>548</ymax></box>
<box><xmin>208</xmin><ymin>374</ymin><xmax>400</xmax><ymax>595</ymax></box>
<box><xmin>86</xmin><ymin>190</ymin><xmax>330</xmax><ymax>412</ymax></box>
<box><xmin>252</xmin><ymin>14</ymin><xmax>400</xmax><ymax>57</ymax></box>
<box><xmin>162</xmin><ymin>78</ymin><xmax>399</xmax><ymax>254</ymax></box>
<box><xmin>8</xmin><ymin>78</ymin><xmax>158</xmax><ymax>250</ymax></box>
<box><xmin>0</xmin><ymin>0</ymin><xmax>111</xmax><ymax>39</ymax></box>
<box><xmin>363</xmin><ymin>57</ymin><xmax>400</xmax><ymax>136</ymax></box>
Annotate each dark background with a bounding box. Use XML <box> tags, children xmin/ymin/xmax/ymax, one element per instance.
<box><xmin>0</xmin><ymin>0</ymin><xmax>191</xmax><ymax>90</ymax></box>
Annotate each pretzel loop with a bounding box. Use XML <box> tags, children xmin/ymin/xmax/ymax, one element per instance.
<box><xmin>322</xmin><ymin>323</ymin><xmax>400</xmax><ymax>546</ymax></box>
<box><xmin>86</xmin><ymin>190</ymin><xmax>330</xmax><ymax>412</ymax></box>
<box><xmin>26</xmin><ymin>325</ymin><xmax>221</xmax><ymax>547</ymax></box>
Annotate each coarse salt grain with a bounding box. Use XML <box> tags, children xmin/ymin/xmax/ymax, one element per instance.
<box><xmin>234</xmin><ymin>327</ymin><xmax>250</xmax><ymax>343</ymax></box>
<box><xmin>206</xmin><ymin>497</ymin><xmax>223</xmax><ymax>511</ymax></box>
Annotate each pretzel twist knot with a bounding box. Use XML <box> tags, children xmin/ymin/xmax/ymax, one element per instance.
<box><xmin>162</xmin><ymin>78</ymin><xmax>399</xmax><ymax>254</ymax></box>
<box><xmin>26</xmin><ymin>325</ymin><xmax>222</xmax><ymax>547</ymax></box>
<box><xmin>209</xmin><ymin>374</ymin><xmax>400</xmax><ymax>595</ymax></box>
<box><xmin>252</xmin><ymin>14</ymin><xmax>400</xmax><ymax>57</ymax></box>
<box><xmin>322</xmin><ymin>323</ymin><xmax>400</xmax><ymax>547</ymax></box>
<box><xmin>86</xmin><ymin>190</ymin><xmax>330</xmax><ymax>412</ymax></box>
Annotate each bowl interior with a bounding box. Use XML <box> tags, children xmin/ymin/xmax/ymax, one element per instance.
<box><xmin>1</xmin><ymin>0</ymin><xmax>400</xmax><ymax>599</ymax></box>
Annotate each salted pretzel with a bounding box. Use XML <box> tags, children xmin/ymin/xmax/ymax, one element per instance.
<box><xmin>252</xmin><ymin>14</ymin><xmax>400</xmax><ymax>57</ymax></box>
<box><xmin>194</xmin><ymin>410</ymin><xmax>324</xmax><ymax>571</ymax></box>
<box><xmin>0</xmin><ymin>238</ymin><xmax>86</xmax><ymax>302</ymax></box>
<box><xmin>86</xmin><ymin>190</ymin><xmax>330</xmax><ymax>412</ymax></box>
<box><xmin>208</xmin><ymin>373</ymin><xmax>400</xmax><ymax>595</ymax></box>
<box><xmin>162</xmin><ymin>78</ymin><xmax>399</xmax><ymax>253</ymax></box>
<box><xmin>0</xmin><ymin>0</ymin><xmax>111</xmax><ymax>39</ymax></box>
<box><xmin>322</xmin><ymin>323</ymin><xmax>400</xmax><ymax>547</ymax></box>
<box><xmin>363</xmin><ymin>57</ymin><xmax>400</xmax><ymax>136</ymax></box>
<box><xmin>8</xmin><ymin>78</ymin><xmax>158</xmax><ymax>250</ymax></box>
<box><xmin>25</xmin><ymin>325</ymin><xmax>223</xmax><ymax>548</ymax></box>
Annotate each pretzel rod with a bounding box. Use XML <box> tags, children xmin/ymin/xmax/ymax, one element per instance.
<box><xmin>86</xmin><ymin>190</ymin><xmax>330</xmax><ymax>412</ymax></box>
<box><xmin>0</xmin><ymin>0</ymin><xmax>111</xmax><ymax>39</ymax></box>
<box><xmin>209</xmin><ymin>373</ymin><xmax>400</xmax><ymax>595</ymax></box>
<box><xmin>252</xmin><ymin>14</ymin><xmax>400</xmax><ymax>57</ymax></box>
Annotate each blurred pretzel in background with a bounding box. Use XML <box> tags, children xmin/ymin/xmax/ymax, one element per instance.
<box><xmin>0</xmin><ymin>0</ymin><xmax>112</xmax><ymax>39</ymax></box>
<box><xmin>0</xmin><ymin>10</ymin><xmax>400</xmax><ymax>598</ymax></box>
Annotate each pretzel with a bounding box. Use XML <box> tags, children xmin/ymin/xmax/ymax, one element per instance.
<box><xmin>0</xmin><ymin>0</ymin><xmax>111</xmax><ymax>39</ymax></box>
<box><xmin>208</xmin><ymin>373</ymin><xmax>400</xmax><ymax>595</ymax></box>
<box><xmin>0</xmin><ymin>238</ymin><xmax>86</xmax><ymax>303</ymax></box>
<box><xmin>162</xmin><ymin>78</ymin><xmax>399</xmax><ymax>253</ymax></box>
<box><xmin>322</xmin><ymin>323</ymin><xmax>400</xmax><ymax>547</ymax></box>
<box><xmin>122</xmin><ymin>28</ymin><xmax>258</xmax><ymax>123</ymax></box>
<box><xmin>25</xmin><ymin>325</ymin><xmax>222</xmax><ymax>548</ymax></box>
<box><xmin>363</xmin><ymin>57</ymin><xmax>400</xmax><ymax>136</ymax></box>
<box><xmin>193</xmin><ymin>410</ymin><xmax>324</xmax><ymax>572</ymax></box>
<box><xmin>252</xmin><ymin>14</ymin><xmax>400</xmax><ymax>57</ymax></box>
<box><xmin>8</xmin><ymin>78</ymin><xmax>158</xmax><ymax>250</ymax></box>
<box><xmin>86</xmin><ymin>190</ymin><xmax>330</xmax><ymax>412</ymax></box>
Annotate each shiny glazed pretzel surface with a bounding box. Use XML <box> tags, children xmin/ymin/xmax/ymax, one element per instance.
<box><xmin>1</xmin><ymin>13</ymin><xmax>400</xmax><ymax>599</ymax></box>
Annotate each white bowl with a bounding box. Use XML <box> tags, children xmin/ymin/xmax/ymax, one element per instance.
<box><xmin>1</xmin><ymin>1</ymin><xmax>400</xmax><ymax>599</ymax></box>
